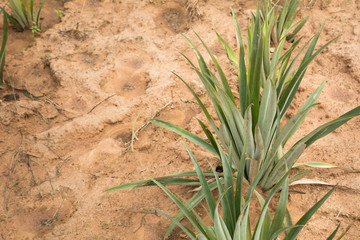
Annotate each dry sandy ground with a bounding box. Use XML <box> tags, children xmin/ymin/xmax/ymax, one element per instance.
<box><xmin>0</xmin><ymin>0</ymin><xmax>359</xmax><ymax>239</ymax></box>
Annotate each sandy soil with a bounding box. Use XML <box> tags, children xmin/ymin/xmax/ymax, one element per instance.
<box><xmin>0</xmin><ymin>0</ymin><xmax>359</xmax><ymax>239</ymax></box>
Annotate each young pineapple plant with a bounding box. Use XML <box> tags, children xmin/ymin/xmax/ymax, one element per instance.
<box><xmin>107</xmin><ymin>0</ymin><xmax>359</xmax><ymax>237</ymax></box>
<box><xmin>149</xmin><ymin>5</ymin><xmax>359</xmax><ymax>190</ymax></box>
<box><xmin>3</xmin><ymin>0</ymin><xmax>45</xmax><ymax>31</ymax></box>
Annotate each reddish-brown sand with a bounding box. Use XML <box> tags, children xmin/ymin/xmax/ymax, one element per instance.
<box><xmin>0</xmin><ymin>0</ymin><xmax>359</xmax><ymax>239</ymax></box>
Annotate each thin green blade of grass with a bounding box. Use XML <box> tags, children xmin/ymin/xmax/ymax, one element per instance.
<box><xmin>36</xmin><ymin>0</ymin><xmax>45</xmax><ymax>28</ymax></box>
<box><xmin>288</xmin><ymin>170</ymin><xmax>312</xmax><ymax>184</ymax></box>
<box><xmin>151</xmin><ymin>178</ymin><xmax>209</xmax><ymax>238</ymax></box>
<box><xmin>283</xmin><ymin>185</ymin><xmax>337</xmax><ymax>240</ymax></box>
<box><xmin>232</xmin><ymin>214</ymin><xmax>242</xmax><ymax>240</ymax></box>
<box><xmin>269</xmin><ymin>174</ymin><xmax>289</xmax><ymax>236</ymax></box>
<box><xmin>218</xmin><ymin>146</ymin><xmax>236</xmax><ymax>234</ymax></box>
<box><xmin>231</xmin><ymin>7</ymin><xmax>248</xmax><ymax>116</ymax></box>
<box><xmin>214</xmin><ymin>205</ymin><xmax>232</xmax><ymax>240</ymax></box>
<box><xmin>299</xmin><ymin>105</ymin><xmax>360</xmax><ymax>147</ymax></box>
<box><xmin>185</xmin><ymin>144</ymin><xmax>216</xmax><ymax>219</ymax></box>
<box><xmin>173</xmin><ymin>71</ymin><xmax>219</xmax><ymax>135</ymax></box>
<box><xmin>282</xmin><ymin>81</ymin><xmax>325</xmax><ymax>145</ymax></box>
<box><xmin>287</xmin><ymin>16</ymin><xmax>309</xmax><ymax>42</ymax></box>
<box><xmin>250</xmin><ymin>126</ymin><xmax>265</xmax><ymax>184</ymax></box>
<box><xmin>105</xmin><ymin>170</ymin><xmax>217</xmax><ymax>191</ymax></box>
<box><xmin>326</xmin><ymin>224</ymin><xmax>341</xmax><ymax>240</ymax></box>
<box><xmin>279</xmin><ymin>34</ymin><xmax>340</xmax><ymax>117</ymax></box>
<box><xmin>106</xmin><ymin>178</ymin><xmax>200</xmax><ymax>191</ymax></box>
<box><xmin>334</xmin><ymin>225</ymin><xmax>350</xmax><ymax>240</ymax></box>
<box><xmin>194</xmin><ymin>33</ymin><xmax>236</xmax><ymax>104</ymax></box>
<box><xmin>30</xmin><ymin>0</ymin><xmax>34</xmax><ymax>21</ymax></box>
<box><xmin>234</xmin><ymin>142</ymin><xmax>247</xmax><ymax>217</ymax></box>
<box><xmin>248</xmin><ymin>7</ymin><xmax>263</xmax><ymax>127</ymax></box>
<box><xmin>216</xmin><ymin>32</ymin><xmax>238</xmax><ymax>67</ymax></box>
<box><xmin>270</xmin><ymin>225</ymin><xmax>301</xmax><ymax>240</ymax></box>
<box><xmin>153</xmin><ymin>208</ymin><xmax>197</xmax><ymax>240</ymax></box>
<box><xmin>276</xmin><ymin>36</ymin><xmax>309</xmax><ymax>96</ymax></box>
<box><xmin>165</xmin><ymin>181</ymin><xmax>220</xmax><ymax>237</ymax></box>
<box><xmin>293</xmin><ymin>162</ymin><xmax>336</xmax><ymax>168</ymax></box>
<box><xmin>252</xmin><ymin>170</ymin><xmax>291</xmax><ymax>239</ymax></box>
<box><xmin>258</xmin><ymin>78</ymin><xmax>277</xmax><ymax>151</ymax></box>
<box><xmin>253</xmin><ymin>190</ymin><xmax>271</xmax><ymax>239</ymax></box>
<box><xmin>182</xmin><ymin>34</ymin><xmax>218</xmax><ymax>89</ymax></box>
<box><xmin>179</xmin><ymin>194</ymin><xmax>216</xmax><ymax>240</ymax></box>
<box><xmin>0</xmin><ymin>9</ymin><xmax>9</xmax><ymax>85</ymax></box>
<box><xmin>197</xmin><ymin>119</ymin><xmax>220</xmax><ymax>157</ymax></box>
<box><xmin>150</xmin><ymin>119</ymin><xmax>219</xmax><ymax>157</ymax></box>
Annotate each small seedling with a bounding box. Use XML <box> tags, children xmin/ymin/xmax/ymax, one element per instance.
<box><xmin>30</xmin><ymin>24</ymin><xmax>41</xmax><ymax>39</ymax></box>
<box><xmin>30</xmin><ymin>25</ymin><xmax>41</xmax><ymax>33</ymax></box>
<box><xmin>54</xmin><ymin>9</ymin><xmax>64</xmax><ymax>18</ymax></box>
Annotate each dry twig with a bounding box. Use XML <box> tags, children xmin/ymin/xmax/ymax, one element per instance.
<box><xmin>87</xmin><ymin>94</ymin><xmax>116</xmax><ymax>114</ymax></box>
<box><xmin>26</xmin><ymin>154</ymin><xmax>38</xmax><ymax>186</ymax></box>
<box><xmin>47</xmin><ymin>171</ymin><xmax>55</xmax><ymax>195</ymax></box>
<box><xmin>43</xmin><ymin>97</ymin><xmax>79</xmax><ymax>115</ymax></box>
<box><xmin>130</xmin><ymin>114</ymin><xmax>141</xmax><ymax>152</ymax></box>
<box><xmin>124</xmin><ymin>101</ymin><xmax>172</xmax><ymax>154</ymax></box>
<box><xmin>186</xmin><ymin>0</ymin><xmax>200</xmax><ymax>16</ymax></box>
<box><xmin>46</xmin><ymin>145</ymin><xmax>71</xmax><ymax>176</ymax></box>
<box><xmin>47</xmin><ymin>145</ymin><xmax>63</xmax><ymax>160</ymax></box>
<box><xmin>3</xmin><ymin>133</ymin><xmax>24</xmax><ymax>211</ymax></box>
<box><xmin>19</xmin><ymin>105</ymin><xmax>48</xmax><ymax>123</ymax></box>
<box><xmin>134</xmin><ymin>101</ymin><xmax>172</xmax><ymax>137</ymax></box>
<box><xmin>44</xmin><ymin>198</ymin><xmax>64</xmax><ymax>226</ymax></box>
<box><xmin>132</xmin><ymin>209</ymin><xmax>159</xmax><ymax>233</ymax></box>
